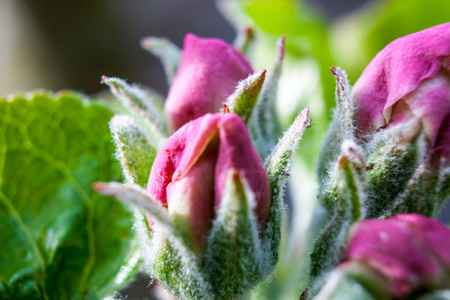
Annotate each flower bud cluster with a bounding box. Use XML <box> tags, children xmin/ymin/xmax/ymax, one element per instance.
<box><xmin>318</xmin><ymin>23</ymin><xmax>450</xmax><ymax>219</ymax></box>
<box><xmin>96</xmin><ymin>21</ymin><xmax>450</xmax><ymax>300</ymax></box>
<box><xmin>97</xmin><ymin>32</ymin><xmax>307</xmax><ymax>300</ymax></box>
<box><xmin>314</xmin><ymin>214</ymin><xmax>450</xmax><ymax>299</ymax></box>
<box><xmin>309</xmin><ymin>23</ymin><xmax>450</xmax><ymax>293</ymax></box>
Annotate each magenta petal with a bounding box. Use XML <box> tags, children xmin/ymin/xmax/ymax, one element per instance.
<box><xmin>404</xmin><ymin>71</ymin><xmax>450</xmax><ymax>146</ymax></box>
<box><xmin>347</xmin><ymin>217</ymin><xmax>442</xmax><ymax>297</ymax></box>
<box><xmin>167</xmin><ymin>150</ymin><xmax>216</xmax><ymax>251</ymax></box>
<box><xmin>147</xmin><ymin>113</ymin><xmax>270</xmax><ymax>250</ymax></box>
<box><xmin>352</xmin><ymin>23</ymin><xmax>450</xmax><ymax>135</ymax></box>
<box><xmin>215</xmin><ymin>114</ymin><xmax>271</xmax><ymax>224</ymax></box>
<box><xmin>147</xmin><ymin>114</ymin><xmax>221</xmax><ymax>205</ymax></box>
<box><xmin>172</xmin><ymin>114</ymin><xmax>222</xmax><ymax>180</ymax></box>
<box><xmin>394</xmin><ymin>214</ymin><xmax>450</xmax><ymax>269</ymax></box>
<box><xmin>165</xmin><ymin>33</ymin><xmax>253</xmax><ymax>132</ymax></box>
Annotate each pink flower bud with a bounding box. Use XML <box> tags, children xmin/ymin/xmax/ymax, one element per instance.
<box><xmin>165</xmin><ymin>34</ymin><xmax>253</xmax><ymax>132</ymax></box>
<box><xmin>147</xmin><ymin>113</ymin><xmax>270</xmax><ymax>251</ymax></box>
<box><xmin>342</xmin><ymin>214</ymin><xmax>450</xmax><ymax>298</ymax></box>
<box><xmin>351</xmin><ymin>23</ymin><xmax>450</xmax><ymax>160</ymax></box>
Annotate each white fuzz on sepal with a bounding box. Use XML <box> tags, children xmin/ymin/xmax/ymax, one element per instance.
<box><xmin>341</xmin><ymin>140</ymin><xmax>366</xmax><ymax>171</ymax></box>
<box><xmin>94</xmin><ymin>182</ymin><xmax>174</xmax><ymax>233</ymax></box>
<box><xmin>317</xmin><ymin>67</ymin><xmax>355</xmax><ymax>203</ymax></box>
<box><xmin>265</xmin><ymin>107</ymin><xmax>310</xmax><ymax>190</ymax></box>
<box><xmin>110</xmin><ymin>115</ymin><xmax>157</xmax><ymax>187</ymax></box>
<box><xmin>309</xmin><ymin>155</ymin><xmax>365</xmax><ymax>284</ymax></box>
<box><xmin>225</xmin><ymin>70</ymin><xmax>267</xmax><ymax>123</ymax></box>
<box><xmin>95</xmin><ymin>182</ymin><xmax>210</xmax><ymax>300</ymax></box>
<box><xmin>204</xmin><ymin>170</ymin><xmax>263</xmax><ymax>299</ymax></box>
<box><xmin>330</xmin><ymin>66</ymin><xmax>354</xmax><ymax>140</ymax></box>
<box><xmin>140</xmin><ymin>36</ymin><xmax>182</xmax><ymax>85</ymax></box>
<box><xmin>364</xmin><ymin>119</ymin><xmax>424</xmax><ymax>218</ymax></box>
<box><xmin>389</xmin><ymin>148</ymin><xmax>444</xmax><ymax>217</ymax></box>
<box><xmin>102</xmin><ymin>76</ymin><xmax>168</xmax><ymax>149</ymax></box>
<box><xmin>260</xmin><ymin>107</ymin><xmax>310</xmax><ymax>277</ymax></box>
<box><xmin>340</xmin><ymin>139</ymin><xmax>368</xmax><ymax>217</ymax></box>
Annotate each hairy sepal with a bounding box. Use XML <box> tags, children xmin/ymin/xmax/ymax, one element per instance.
<box><xmin>390</xmin><ymin>148</ymin><xmax>444</xmax><ymax>217</ymax></box>
<box><xmin>317</xmin><ymin>67</ymin><xmax>355</xmax><ymax>210</ymax></box>
<box><xmin>364</xmin><ymin>120</ymin><xmax>424</xmax><ymax>218</ymax></box>
<box><xmin>140</xmin><ymin>36</ymin><xmax>182</xmax><ymax>85</ymax></box>
<box><xmin>102</xmin><ymin>76</ymin><xmax>167</xmax><ymax>149</ymax></box>
<box><xmin>225</xmin><ymin>70</ymin><xmax>266</xmax><ymax>124</ymax></box>
<box><xmin>249</xmin><ymin>36</ymin><xmax>285</xmax><ymax>158</ymax></box>
<box><xmin>204</xmin><ymin>171</ymin><xmax>263</xmax><ymax>299</ymax></box>
<box><xmin>94</xmin><ymin>183</ymin><xmax>174</xmax><ymax>234</ymax></box>
<box><xmin>94</xmin><ymin>182</ymin><xmax>210</xmax><ymax>299</ymax></box>
<box><xmin>309</xmin><ymin>155</ymin><xmax>365</xmax><ymax>286</ymax></box>
<box><xmin>150</xmin><ymin>227</ymin><xmax>210</xmax><ymax>300</ymax></box>
<box><xmin>110</xmin><ymin>115</ymin><xmax>157</xmax><ymax>187</ymax></box>
<box><xmin>264</xmin><ymin>107</ymin><xmax>310</xmax><ymax>268</ymax></box>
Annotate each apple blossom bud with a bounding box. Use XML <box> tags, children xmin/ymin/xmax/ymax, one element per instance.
<box><xmin>351</xmin><ymin>23</ymin><xmax>450</xmax><ymax>160</ymax></box>
<box><xmin>147</xmin><ymin>113</ymin><xmax>270</xmax><ymax>251</ymax></box>
<box><xmin>316</xmin><ymin>24</ymin><xmax>450</xmax><ymax>224</ymax></box>
<box><xmin>165</xmin><ymin>34</ymin><xmax>253</xmax><ymax>132</ymax></box>
<box><xmin>340</xmin><ymin>214</ymin><xmax>450</xmax><ymax>298</ymax></box>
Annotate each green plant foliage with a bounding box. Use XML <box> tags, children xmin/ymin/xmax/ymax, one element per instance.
<box><xmin>0</xmin><ymin>91</ymin><xmax>138</xmax><ymax>299</ymax></box>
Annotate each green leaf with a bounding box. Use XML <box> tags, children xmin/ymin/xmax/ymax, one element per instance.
<box><xmin>0</xmin><ymin>91</ymin><xmax>138</xmax><ymax>299</ymax></box>
<box><xmin>226</xmin><ymin>70</ymin><xmax>267</xmax><ymax>124</ymax></box>
<box><xmin>110</xmin><ymin>115</ymin><xmax>157</xmax><ymax>187</ymax></box>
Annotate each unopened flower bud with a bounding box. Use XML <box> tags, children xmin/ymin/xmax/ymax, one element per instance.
<box><xmin>147</xmin><ymin>113</ymin><xmax>270</xmax><ymax>251</ymax></box>
<box><xmin>165</xmin><ymin>34</ymin><xmax>253</xmax><ymax>132</ymax></box>
<box><xmin>316</xmin><ymin>24</ymin><xmax>450</xmax><ymax>220</ymax></box>
<box><xmin>340</xmin><ymin>214</ymin><xmax>450</xmax><ymax>298</ymax></box>
<box><xmin>352</xmin><ymin>23</ymin><xmax>450</xmax><ymax>161</ymax></box>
